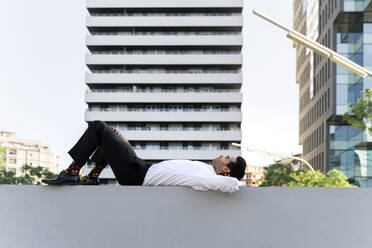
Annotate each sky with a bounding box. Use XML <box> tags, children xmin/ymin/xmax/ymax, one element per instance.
<box><xmin>0</xmin><ymin>0</ymin><xmax>300</xmax><ymax>170</ymax></box>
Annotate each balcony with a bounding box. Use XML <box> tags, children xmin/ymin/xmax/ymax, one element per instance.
<box><xmin>86</xmin><ymin>0</ymin><xmax>243</xmax><ymax>8</ymax></box>
<box><xmin>86</xmin><ymin>34</ymin><xmax>242</xmax><ymax>46</ymax></box>
<box><xmin>85</xmin><ymin>72</ymin><xmax>242</xmax><ymax>85</ymax></box>
<box><xmin>85</xmin><ymin>111</ymin><xmax>242</xmax><ymax>122</ymax></box>
<box><xmin>86</xmin><ymin>16</ymin><xmax>242</xmax><ymax>28</ymax></box>
<box><xmin>121</xmin><ymin>130</ymin><xmax>242</xmax><ymax>141</ymax></box>
<box><xmin>85</xmin><ymin>92</ymin><xmax>242</xmax><ymax>103</ymax></box>
<box><xmin>1</xmin><ymin>185</ymin><xmax>370</xmax><ymax>248</ymax></box>
<box><xmin>85</xmin><ymin>54</ymin><xmax>242</xmax><ymax>66</ymax></box>
<box><xmin>136</xmin><ymin>149</ymin><xmax>241</xmax><ymax>160</ymax></box>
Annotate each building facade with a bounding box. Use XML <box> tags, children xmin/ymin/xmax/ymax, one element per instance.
<box><xmin>274</xmin><ymin>154</ymin><xmax>304</xmax><ymax>171</ymax></box>
<box><xmin>294</xmin><ymin>0</ymin><xmax>372</xmax><ymax>186</ymax></box>
<box><xmin>242</xmin><ymin>165</ymin><xmax>264</xmax><ymax>187</ymax></box>
<box><xmin>0</xmin><ymin>131</ymin><xmax>59</xmax><ymax>175</ymax></box>
<box><xmin>84</xmin><ymin>0</ymin><xmax>243</xmax><ymax>182</ymax></box>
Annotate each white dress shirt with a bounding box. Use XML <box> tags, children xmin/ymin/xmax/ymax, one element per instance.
<box><xmin>142</xmin><ymin>160</ymin><xmax>240</xmax><ymax>193</ymax></box>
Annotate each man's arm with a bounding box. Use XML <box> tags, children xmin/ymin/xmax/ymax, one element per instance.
<box><xmin>190</xmin><ymin>175</ymin><xmax>240</xmax><ymax>193</ymax></box>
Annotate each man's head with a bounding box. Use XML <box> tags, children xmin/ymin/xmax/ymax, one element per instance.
<box><xmin>212</xmin><ymin>155</ymin><xmax>246</xmax><ymax>180</ymax></box>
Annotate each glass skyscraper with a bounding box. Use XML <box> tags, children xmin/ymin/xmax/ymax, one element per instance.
<box><xmin>330</xmin><ymin>1</ymin><xmax>372</xmax><ymax>186</ymax></box>
<box><xmin>294</xmin><ymin>0</ymin><xmax>371</xmax><ymax>186</ymax></box>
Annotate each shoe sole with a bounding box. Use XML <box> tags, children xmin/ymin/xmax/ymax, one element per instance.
<box><xmin>42</xmin><ymin>181</ymin><xmax>80</xmax><ymax>186</ymax></box>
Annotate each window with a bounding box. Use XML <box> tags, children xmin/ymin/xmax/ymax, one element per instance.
<box><xmin>302</xmin><ymin>0</ymin><xmax>307</xmax><ymax>14</ymax></box>
<box><xmin>328</xmin><ymin>0</ymin><xmax>331</xmax><ymax>16</ymax></box>
<box><xmin>10</xmin><ymin>159</ymin><xmax>16</xmax><ymax>164</ymax></box>
<box><xmin>328</xmin><ymin>59</ymin><xmax>331</xmax><ymax>79</ymax></box>
<box><xmin>9</xmin><ymin>149</ymin><xmax>16</xmax><ymax>155</ymax></box>
<box><xmin>328</xmin><ymin>88</ymin><xmax>330</xmax><ymax>109</ymax></box>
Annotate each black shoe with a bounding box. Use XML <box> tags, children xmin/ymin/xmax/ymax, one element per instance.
<box><xmin>42</xmin><ymin>170</ymin><xmax>80</xmax><ymax>185</ymax></box>
<box><xmin>80</xmin><ymin>176</ymin><xmax>100</xmax><ymax>185</ymax></box>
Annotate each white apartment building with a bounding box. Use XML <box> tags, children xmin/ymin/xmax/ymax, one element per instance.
<box><xmin>242</xmin><ymin>165</ymin><xmax>264</xmax><ymax>187</ymax></box>
<box><xmin>0</xmin><ymin>131</ymin><xmax>59</xmax><ymax>175</ymax></box>
<box><xmin>84</xmin><ymin>0</ymin><xmax>243</xmax><ymax>182</ymax></box>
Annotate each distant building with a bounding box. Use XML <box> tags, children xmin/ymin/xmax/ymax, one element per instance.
<box><xmin>242</xmin><ymin>165</ymin><xmax>264</xmax><ymax>187</ymax></box>
<box><xmin>274</xmin><ymin>154</ymin><xmax>304</xmax><ymax>171</ymax></box>
<box><xmin>0</xmin><ymin>131</ymin><xmax>59</xmax><ymax>175</ymax></box>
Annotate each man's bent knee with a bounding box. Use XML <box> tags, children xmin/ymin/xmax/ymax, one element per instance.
<box><xmin>89</xmin><ymin>120</ymin><xmax>106</xmax><ymax>129</ymax></box>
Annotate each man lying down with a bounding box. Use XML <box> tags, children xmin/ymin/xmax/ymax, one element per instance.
<box><xmin>42</xmin><ymin>121</ymin><xmax>246</xmax><ymax>193</ymax></box>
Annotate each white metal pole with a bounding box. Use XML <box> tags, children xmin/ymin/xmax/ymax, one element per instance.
<box><xmin>253</xmin><ymin>9</ymin><xmax>372</xmax><ymax>77</ymax></box>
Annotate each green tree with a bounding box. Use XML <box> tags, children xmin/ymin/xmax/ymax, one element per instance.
<box><xmin>259</xmin><ymin>163</ymin><xmax>295</xmax><ymax>187</ymax></box>
<box><xmin>0</xmin><ymin>164</ymin><xmax>57</xmax><ymax>185</ymax></box>
<box><xmin>343</xmin><ymin>89</ymin><xmax>372</xmax><ymax>134</ymax></box>
<box><xmin>0</xmin><ymin>146</ymin><xmax>6</xmax><ymax>167</ymax></box>
<box><xmin>286</xmin><ymin>169</ymin><xmax>354</xmax><ymax>187</ymax></box>
<box><xmin>0</xmin><ymin>166</ymin><xmax>18</xmax><ymax>184</ymax></box>
<box><xmin>259</xmin><ymin>163</ymin><xmax>354</xmax><ymax>187</ymax></box>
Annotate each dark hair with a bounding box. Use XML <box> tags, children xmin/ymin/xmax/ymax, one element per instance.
<box><xmin>227</xmin><ymin>156</ymin><xmax>246</xmax><ymax>180</ymax></box>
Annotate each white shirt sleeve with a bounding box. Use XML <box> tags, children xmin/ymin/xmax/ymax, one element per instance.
<box><xmin>161</xmin><ymin>170</ymin><xmax>239</xmax><ymax>193</ymax></box>
<box><xmin>191</xmin><ymin>175</ymin><xmax>240</xmax><ymax>193</ymax></box>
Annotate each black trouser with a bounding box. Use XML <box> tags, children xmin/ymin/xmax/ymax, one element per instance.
<box><xmin>68</xmin><ymin>120</ymin><xmax>151</xmax><ymax>185</ymax></box>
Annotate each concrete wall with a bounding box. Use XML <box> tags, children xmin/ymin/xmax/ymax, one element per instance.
<box><xmin>1</xmin><ymin>186</ymin><xmax>371</xmax><ymax>248</ymax></box>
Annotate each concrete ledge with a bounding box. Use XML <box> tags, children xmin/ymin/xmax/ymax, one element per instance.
<box><xmin>0</xmin><ymin>186</ymin><xmax>371</xmax><ymax>248</ymax></box>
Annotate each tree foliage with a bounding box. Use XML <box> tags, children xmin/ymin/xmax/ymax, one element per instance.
<box><xmin>286</xmin><ymin>169</ymin><xmax>354</xmax><ymax>187</ymax></box>
<box><xmin>343</xmin><ymin>89</ymin><xmax>372</xmax><ymax>134</ymax></box>
<box><xmin>0</xmin><ymin>146</ymin><xmax>5</xmax><ymax>167</ymax></box>
<box><xmin>259</xmin><ymin>163</ymin><xmax>295</xmax><ymax>187</ymax></box>
<box><xmin>0</xmin><ymin>164</ymin><xmax>57</xmax><ymax>185</ymax></box>
<box><xmin>0</xmin><ymin>167</ymin><xmax>18</xmax><ymax>184</ymax></box>
<box><xmin>260</xmin><ymin>163</ymin><xmax>354</xmax><ymax>187</ymax></box>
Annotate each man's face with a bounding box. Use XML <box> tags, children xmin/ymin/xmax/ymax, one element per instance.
<box><xmin>212</xmin><ymin>155</ymin><xmax>237</xmax><ymax>176</ymax></box>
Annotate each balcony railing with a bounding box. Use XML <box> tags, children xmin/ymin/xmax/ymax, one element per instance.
<box><xmin>115</xmin><ymin>127</ymin><xmax>240</xmax><ymax>131</ymax></box>
<box><xmin>87</xmin><ymin>107</ymin><xmax>241</xmax><ymax>112</ymax></box>
<box><xmin>87</xmin><ymin>89</ymin><xmax>240</xmax><ymax>93</ymax></box>
<box><xmin>130</xmin><ymin>145</ymin><xmax>239</xmax><ymax>151</ymax></box>
<box><xmin>90</xmin><ymin>50</ymin><xmax>241</xmax><ymax>55</ymax></box>
<box><xmin>90</xmin><ymin>32</ymin><xmax>241</xmax><ymax>36</ymax></box>
<box><xmin>90</xmin><ymin>69</ymin><xmax>240</xmax><ymax>74</ymax></box>
<box><xmin>90</xmin><ymin>13</ymin><xmax>241</xmax><ymax>17</ymax></box>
